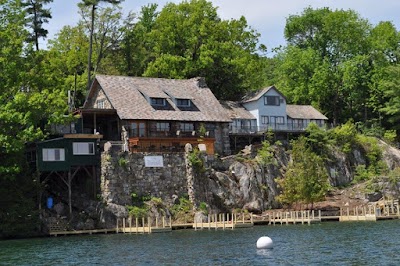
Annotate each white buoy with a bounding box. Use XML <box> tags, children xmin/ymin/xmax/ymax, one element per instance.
<box><xmin>256</xmin><ymin>236</ymin><xmax>273</xmax><ymax>249</ymax></box>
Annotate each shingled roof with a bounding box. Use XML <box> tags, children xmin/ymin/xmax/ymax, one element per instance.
<box><xmin>241</xmin><ymin>85</ymin><xmax>286</xmax><ymax>103</ymax></box>
<box><xmin>220</xmin><ymin>101</ymin><xmax>256</xmax><ymax>120</ymax></box>
<box><xmin>286</xmin><ymin>105</ymin><xmax>328</xmax><ymax>120</ymax></box>
<box><xmin>84</xmin><ymin>75</ymin><xmax>231</xmax><ymax>122</ymax></box>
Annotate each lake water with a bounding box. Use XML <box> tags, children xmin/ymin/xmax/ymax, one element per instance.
<box><xmin>1</xmin><ymin>220</ymin><xmax>400</xmax><ymax>265</ymax></box>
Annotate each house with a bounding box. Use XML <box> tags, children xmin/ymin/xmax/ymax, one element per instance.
<box><xmin>78</xmin><ymin>75</ymin><xmax>232</xmax><ymax>155</ymax></box>
<box><xmin>224</xmin><ymin>86</ymin><xmax>327</xmax><ymax>134</ymax></box>
<box><xmin>35</xmin><ymin>134</ymin><xmax>103</xmax><ymax>214</ymax></box>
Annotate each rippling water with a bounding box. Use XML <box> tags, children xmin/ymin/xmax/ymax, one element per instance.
<box><xmin>1</xmin><ymin>221</ymin><xmax>400</xmax><ymax>265</ymax></box>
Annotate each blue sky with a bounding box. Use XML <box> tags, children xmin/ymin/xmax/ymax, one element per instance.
<box><xmin>46</xmin><ymin>0</ymin><xmax>400</xmax><ymax>55</ymax></box>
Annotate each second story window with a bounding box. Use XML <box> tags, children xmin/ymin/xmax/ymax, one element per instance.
<box><xmin>264</xmin><ymin>96</ymin><xmax>280</xmax><ymax>106</ymax></box>
<box><xmin>176</xmin><ymin>99</ymin><xmax>191</xmax><ymax>107</ymax></box>
<box><xmin>96</xmin><ymin>99</ymin><xmax>106</xmax><ymax>109</ymax></box>
<box><xmin>151</xmin><ymin>98</ymin><xmax>166</xmax><ymax>106</ymax></box>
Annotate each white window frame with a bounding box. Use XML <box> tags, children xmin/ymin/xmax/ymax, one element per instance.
<box><xmin>42</xmin><ymin>148</ymin><xmax>65</xmax><ymax>161</ymax></box>
<box><xmin>261</xmin><ymin>116</ymin><xmax>269</xmax><ymax>124</ymax></box>
<box><xmin>73</xmin><ymin>142</ymin><xmax>95</xmax><ymax>155</ymax></box>
<box><xmin>96</xmin><ymin>99</ymin><xmax>106</xmax><ymax>109</ymax></box>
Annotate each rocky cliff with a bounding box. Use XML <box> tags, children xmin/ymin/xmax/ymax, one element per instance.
<box><xmin>97</xmin><ymin>139</ymin><xmax>400</xmax><ymax>225</ymax></box>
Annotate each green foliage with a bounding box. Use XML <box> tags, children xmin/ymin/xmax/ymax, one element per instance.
<box><xmin>141</xmin><ymin>0</ymin><xmax>267</xmax><ymax>100</ymax></box>
<box><xmin>198</xmin><ymin>202</ymin><xmax>208</xmax><ymax>215</ymax></box>
<box><xmin>256</xmin><ymin>140</ymin><xmax>275</xmax><ymax>166</ymax></box>
<box><xmin>277</xmin><ymin>136</ymin><xmax>330</xmax><ymax>207</ymax></box>
<box><xmin>127</xmin><ymin>206</ymin><xmax>147</xmax><ymax>218</ymax></box>
<box><xmin>353</xmin><ymin>165</ymin><xmax>371</xmax><ymax>183</ymax></box>
<box><xmin>188</xmin><ymin>147</ymin><xmax>205</xmax><ymax>171</ymax></box>
<box><xmin>170</xmin><ymin>196</ymin><xmax>193</xmax><ymax>217</ymax></box>
<box><xmin>305</xmin><ymin>122</ymin><xmax>332</xmax><ymax>155</ymax></box>
<box><xmin>356</xmin><ymin>134</ymin><xmax>386</xmax><ymax>175</ymax></box>
<box><xmin>330</xmin><ymin>121</ymin><xmax>358</xmax><ymax>153</ymax></box>
<box><xmin>118</xmin><ymin>156</ymin><xmax>128</xmax><ymax>168</ymax></box>
<box><xmin>383</xmin><ymin>130</ymin><xmax>397</xmax><ymax>145</ymax></box>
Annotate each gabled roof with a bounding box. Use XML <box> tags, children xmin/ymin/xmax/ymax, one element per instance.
<box><xmin>220</xmin><ymin>101</ymin><xmax>256</xmax><ymax>120</ymax></box>
<box><xmin>84</xmin><ymin>75</ymin><xmax>231</xmax><ymax>122</ymax></box>
<box><xmin>241</xmin><ymin>85</ymin><xmax>286</xmax><ymax>103</ymax></box>
<box><xmin>286</xmin><ymin>105</ymin><xmax>328</xmax><ymax>120</ymax></box>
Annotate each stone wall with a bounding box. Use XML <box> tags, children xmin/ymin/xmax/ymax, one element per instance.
<box><xmin>100</xmin><ymin>151</ymin><xmax>188</xmax><ymax>206</ymax></box>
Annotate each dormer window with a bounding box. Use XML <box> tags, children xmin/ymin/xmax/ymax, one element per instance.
<box><xmin>177</xmin><ymin>99</ymin><xmax>191</xmax><ymax>107</ymax></box>
<box><xmin>151</xmin><ymin>98</ymin><xmax>166</xmax><ymax>106</ymax></box>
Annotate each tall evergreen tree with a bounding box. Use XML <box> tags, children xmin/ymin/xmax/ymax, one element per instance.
<box><xmin>78</xmin><ymin>0</ymin><xmax>123</xmax><ymax>89</ymax></box>
<box><xmin>22</xmin><ymin>0</ymin><xmax>53</xmax><ymax>51</ymax></box>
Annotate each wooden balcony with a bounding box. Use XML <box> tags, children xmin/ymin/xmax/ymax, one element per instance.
<box><xmin>128</xmin><ymin>137</ymin><xmax>215</xmax><ymax>155</ymax></box>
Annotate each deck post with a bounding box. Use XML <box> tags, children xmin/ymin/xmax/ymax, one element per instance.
<box><xmin>301</xmin><ymin>211</ymin><xmax>304</xmax><ymax>224</ymax></box>
<box><xmin>123</xmin><ymin>218</ymin><xmax>126</xmax><ymax>233</ymax></box>
<box><xmin>148</xmin><ymin>217</ymin><xmax>151</xmax><ymax>234</ymax></box>
<box><xmin>242</xmin><ymin>212</ymin><xmax>245</xmax><ymax>224</ymax></box>
<box><xmin>251</xmin><ymin>213</ymin><xmax>253</xmax><ymax>224</ymax></box>
<box><xmin>307</xmin><ymin>210</ymin><xmax>310</xmax><ymax>225</ymax></box>
<box><xmin>208</xmin><ymin>214</ymin><xmax>211</xmax><ymax>230</ymax></box>
<box><xmin>136</xmin><ymin>218</ymin><xmax>139</xmax><ymax>233</ymax></box>
<box><xmin>142</xmin><ymin>217</ymin><xmax>145</xmax><ymax>233</ymax></box>
<box><xmin>129</xmin><ymin>217</ymin><xmax>132</xmax><ymax>234</ymax></box>
<box><xmin>116</xmin><ymin>218</ymin><xmax>119</xmax><ymax>234</ymax></box>
<box><xmin>163</xmin><ymin>216</ymin><xmax>165</xmax><ymax>228</ymax></box>
<box><xmin>223</xmin><ymin>214</ymin><xmax>225</xmax><ymax>230</ymax></box>
<box><xmin>215</xmin><ymin>213</ymin><xmax>218</xmax><ymax>231</ymax></box>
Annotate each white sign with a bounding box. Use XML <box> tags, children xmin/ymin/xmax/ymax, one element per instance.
<box><xmin>144</xmin><ymin>156</ymin><xmax>164</xmax><ymax>167</ymax></box>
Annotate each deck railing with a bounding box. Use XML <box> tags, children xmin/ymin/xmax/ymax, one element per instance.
<box><xmin>229</xmin><ymin>122</ymin><xmax>327</xmax><ymax>134</ymax></box>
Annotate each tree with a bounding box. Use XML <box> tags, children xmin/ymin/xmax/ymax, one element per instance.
<box><xmin>275</xmin><ymin>7</ymin><xmax>373</xmax><ymax>125</ymax></box>
<box><xmin>142</xmin><ymin>0</ymin><xmax>267</xmax><ymax>100</ymax></box>
<box><xmin>22</xmin><ymin>0</ymin><xmax>53</xmax><ymax>51</ymax></box>
<box><xmin>277</xmin><ymin>137</ymin><xmax>330</xmax><ymax>209</ymax></box>
<box><xmin>78</xmin><ymin>0</ymin><xmax>123</xmax><ymax>89</ymax></box>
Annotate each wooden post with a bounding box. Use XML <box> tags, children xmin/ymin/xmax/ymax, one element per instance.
<box><xmin>301</xmin><ymin>211</ymin><xmax>304</xmax><ymax>224</ymax></box>
<box><xmin>156</xmin><ymin>216</ymin><xmax>158</xmax><ymax>228</ymax></box>
<box><xmin>142</xmin><ymin>217</ymin><xmax>145</xmax><ymax>233</ymax></box>
<box><xmin>208</xmin><ymin>214</ymin><xmax>211</xmax><ymax>230</ymax></box>
<box><xmin>136</xmin><ymin>217</ymin><xmax>139</xmax><ymax>233</ymax></box>
<box><xmin>307</xmin><ymin>210</ymin><xmax>310</xmax><ymax>225</ymax></box>
<box><xmin>195</xmin><ymin>216</ymin><xmax>197</xmax><ymax>231</ymax></box>
<box><xmin>163</xmin><ymin>216</ymin><xmax>165</xmax><ymax>228</ymax></box>
<box><xmin>215</xmin><ymin>213</ymin><xmax>217</xmax><ymax>231</ymax></box>
<box><xmin>356</xmin><ymin>207</ymin><xmax>359</xmax><ymax>220</ymax></box>
<box><xmin>251</xmin><ymin>213</ymin><xmax>253</xmax><ymax>224</ymax></box>
<box><xmin>148</xmin><ymin>217</ymin><xmax>151</xmax><ymax>233</ymax></box>
<box><xmin>129</xmin><ymin>217</ymin><xmax>132</xmax><ymax>234</ymax></box>
<box><xmin>319</xmin><ymin>210</ymin><xmax>321</xmax><ymax>221</ymax></box>
<box><xmin>223</xmin><ymin>213</ymin><xmax>225</xmax><ymax>230</ymax></box>
<box><xmin>242</xmin><ymin>212</ymin><xmax>245</xmax><ymax>224</ymax></box>
<box><xmin>123</xmin><ymin>218</ymin><xmax>126</xmax><ymax>233</ymax></box>
<box><xmin>116</xmin><ymin>218</ymin><xmax>119</xmax><ymax>233</ymax></box>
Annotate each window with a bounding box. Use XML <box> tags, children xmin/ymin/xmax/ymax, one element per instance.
<box><xmin>176</xmin><ymin>99</ymin><xmax>191</xmax><ymax>107</ymax></box>
<box><xmin>151</xmin><ymin>98</ymin><xmax>166</xmax><ymax>106</ymax></box>
<box><xmin>156</xmin><ymin>122</ymin><xmax>170</xmax><ymax>132</ymax></box>
<box><xmin>73</xmin><ymin>142</ymin><xmax>95</xmax><ymax>155</ymax></box>
<box><xmin>96</xmin><ymin>99</ymin><xmax>106</xmax><ymax>109</ymax></box>
<box><xmin>264</xmin><ymin>96</ymin><xmax>280</xmax><ymax>106</ymax></box>
<box><xmin>42</xmin><ymin>148</ymin><xmax>65</xmax><ymax>161</ymax></box>
<box><xmin>180</xmin><ymin>122</ymin><xmax>194</xmax><ymax>132</ymax></box>
<box><xmin>130</xmin><ymin>122</ymin><xmax>146</xmax><ymax>137</ymax></box>
<box><xmin>261</xmin><ymin>116</ymin><xmax>269</xmax><ymax>124</ymax></box>
<box><xmin>274</xmin><ymin>116</ymin><xmax>285</xmax><ymax>124</ymax></box>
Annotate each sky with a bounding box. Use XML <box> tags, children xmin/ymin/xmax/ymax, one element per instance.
<box><xmin>46</xmin><ymin>0</ymin><xmax>400</xmax><ymax>56</ymax></box>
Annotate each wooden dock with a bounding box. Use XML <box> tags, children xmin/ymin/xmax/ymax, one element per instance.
<box><xmin>339</xmin><ymin>202</ymin><xmax>400</xmax><ymax>222</ymax></box>
<box><xmin>267</xmin><ymin>210</ymin><xmax>321</xmax><ymax>225</ymax></box>
<box><xmin>49</xmin><ymin>228</ymin><xmax>116</xmax><ymax>236</ymax></box>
